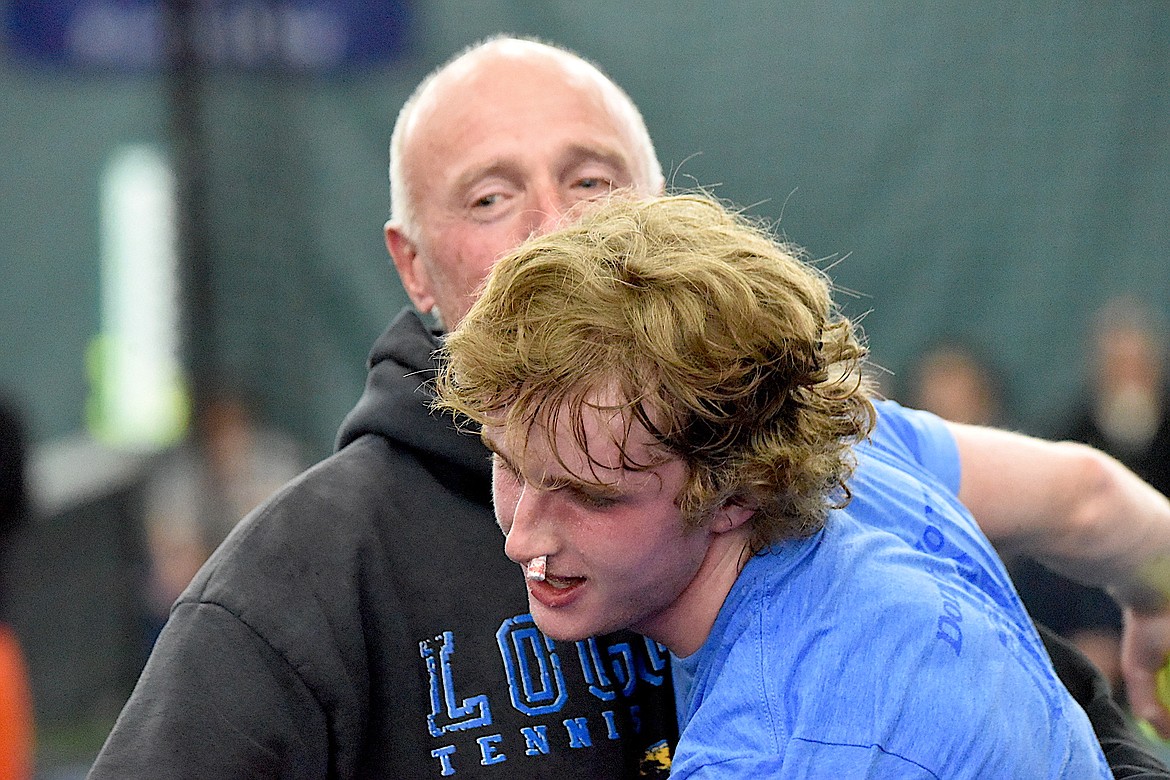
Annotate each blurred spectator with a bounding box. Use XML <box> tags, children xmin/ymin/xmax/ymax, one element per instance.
<box><xmin>143</xmin><ymin>385</ymin><xmax>305</xmax><ymax>637</ymax></box>
<box><xmin>1066</xmin><ymin>296</ymin><xmax>1170</xmax><ymax>489</ymax></box>
<box><xmin>1015</xmin><ymin>295</ymin><xmax>1170</xmax><ymax>700</ymax></box>
<box><xmin>902</xmin><ymin>340</ymin><xmax>1007</xmax><ymax>426</ymax></box>
<box><xmin>0</xmin><ymin>394</ymin><xmax>34</xmax><ymax>780</ymax></box>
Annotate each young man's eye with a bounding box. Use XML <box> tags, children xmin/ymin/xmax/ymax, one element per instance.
<box><xmin>573</xmin><ymin>488</ymin><xmax>619</xmax><ymax>510</ymax></box>
<box><xmin>492</xmin><ymin>454</ymin><xmax>522</xmax><ymax>482</ymax></box>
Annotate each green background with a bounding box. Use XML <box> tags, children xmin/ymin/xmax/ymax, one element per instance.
<box><xmin>2</xmin><ymin>0</ymin><xmax>1167</xmax><ymax>455</ymax></box>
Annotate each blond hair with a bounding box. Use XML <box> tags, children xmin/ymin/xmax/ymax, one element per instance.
<box><xmin>435</xmin><ymin>193</ymin><xmax>875</xmax><ymax>549</ymax></box>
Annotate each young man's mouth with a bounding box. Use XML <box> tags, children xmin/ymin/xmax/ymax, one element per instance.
<box><xmin>543</xmin><ymin>573</ymin><xmax>586</xmax><ymax>590</ymax></box>
<box><xmin>524</xmin><ymin>557</ymin><xmax>587</xmax><ymax>607</ymax></box>
<box><xmin>526</xmin><ymin>557</ymin><xmax>586</xmax><ymax>590</ymax></box>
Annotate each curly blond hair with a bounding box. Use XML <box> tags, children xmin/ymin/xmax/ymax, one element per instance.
<box><xmin>434</xmin><ymin>193</ymin><xmax>875</xmax><ymax>550</ymax></box>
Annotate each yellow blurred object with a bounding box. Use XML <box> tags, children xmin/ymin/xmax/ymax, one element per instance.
<box><xmin>1134</xmin><ymin>660</ymin><xmax>1170</xmax><ymax>744</ymax></box>
<box><xmin>1158</xmin><ymin>661</ymin><xmax>1170</xmax><ymax>712</ymax></box>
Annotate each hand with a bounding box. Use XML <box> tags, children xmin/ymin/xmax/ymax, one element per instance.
<box><xmin>1121</xmin><ymin>606</ymin><xmax>1170</xmax><ymax>738</ymax></box>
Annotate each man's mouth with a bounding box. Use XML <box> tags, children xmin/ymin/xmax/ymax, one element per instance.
<box><xmin>525</xmin><ymin>557</ymin><xmax>586</xmax><ymax>590</ymax></box>
<box><xmin>543</xmin><ymin>573</ymin><xmax>585</xmax><ymax>590</ymax></box>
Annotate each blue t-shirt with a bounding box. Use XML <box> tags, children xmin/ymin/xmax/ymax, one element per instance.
<box><xmin>670</xmin><ymin>400</ymin><xmax>1110</xmax><ymax>779</ymax></box>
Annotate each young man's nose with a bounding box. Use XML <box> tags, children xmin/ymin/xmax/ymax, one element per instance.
<box><xmin>502</xmin><ymin>483</ymin><xmax>553</xmax><ymax>564</ymax></box>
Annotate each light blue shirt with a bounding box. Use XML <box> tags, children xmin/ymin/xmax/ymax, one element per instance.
<box><xmin>670</xmin><ymin>400</ymin><xmax>1110</xmax><ymax>779</ymax></box>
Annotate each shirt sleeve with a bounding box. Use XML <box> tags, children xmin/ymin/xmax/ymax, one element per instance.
<box><xmin>87</xmin><ymin>601</ymin><xmax>329</xmax><ymax>780</ymax></box>
<box><xmin>870</xmin><ymin>399</ymin><xmax>961</xmax><ymax>496</ymax></box>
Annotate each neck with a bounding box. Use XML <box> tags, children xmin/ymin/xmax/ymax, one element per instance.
<box><xmin>638</xmin><ymin>525</ymin><xmax>752</xmax><ymax>658</ymax></box>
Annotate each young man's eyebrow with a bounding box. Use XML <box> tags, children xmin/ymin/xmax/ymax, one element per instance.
<box><xmin>481</xmin><ymin>431</ymin><xmax>622</xmax><ymax>495</ymax></box>
<box><xmin>481</xmin><ymin>435</ymin><xmax>523</xmax><ymax>475</ymax></box>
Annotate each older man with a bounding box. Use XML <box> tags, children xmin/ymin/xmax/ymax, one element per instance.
<box><xmin>90</xmin><ymin>37</ymin><xmax>674</xmax><ymax>780</ymax></box>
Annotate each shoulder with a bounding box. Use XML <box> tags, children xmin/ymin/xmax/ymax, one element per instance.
<box><xmin>852</xmin><ymin>400</ymin><xmax>962</xmax><ymax>499</ymax></box>
<box><xmin>173</xmin><ymin>424</ymin><xmax>510</xmax><ymax>649</ymax></box>
<box><xmin>867</xmin><ymin>401</ymin><xmax>956</xmax><ymax>466</ymax></box>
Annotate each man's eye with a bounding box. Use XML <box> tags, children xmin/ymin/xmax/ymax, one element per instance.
<box><xmin>576</xmin><ymin>177</ymin><xmax>609</xmax><ymax>190</ymax></box>
<box><xmin>474</xmin><ymin>193</ymin><xmax>500</xmax><ymax>208</ymax></box>
<box><xmin>573</xmin><ymin>488</ymin><xmax>619</xmax><ymax>509</ymax></box>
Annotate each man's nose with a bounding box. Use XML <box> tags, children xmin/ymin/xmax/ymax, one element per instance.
<box><xmin>521</xmin><ymin>184</ymin><xmax>568</xmax><ymax>238</ymax></box>
<box><xmin>502</xmin><ymin>483</ymin><xmax>553</xmax><ymax>564</ymax></box>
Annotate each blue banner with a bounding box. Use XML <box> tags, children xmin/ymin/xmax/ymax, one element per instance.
<box><xmin>4</xmin><ymin>0</ymin><xmax>412</xmax><ymax>72</ymax></box>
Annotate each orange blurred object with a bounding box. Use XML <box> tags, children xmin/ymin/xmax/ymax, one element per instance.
<box><xmin>0</xmin><ymin>623</ymin><xmax>33</xmax><ymax>780</ymax></box>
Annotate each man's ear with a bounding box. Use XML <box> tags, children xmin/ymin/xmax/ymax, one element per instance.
<box><xmin>385</xmin><ymin>221</ymin><xmax>435</xmax><ymax>313</ymax></box>
<box><xmin>712</xmin><ymin>499</ymin><xmax>755</xmax><ymax>534</ymax></box>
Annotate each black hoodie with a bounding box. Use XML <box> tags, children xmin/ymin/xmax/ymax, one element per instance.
<box><xmin>89</xmin><ymin>309</ymin><xmax>677</xmax><ymax>779</ymax></box>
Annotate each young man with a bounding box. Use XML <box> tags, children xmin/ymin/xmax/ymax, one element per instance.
<box><xmin>435</xmin><ymin>192</ymin><xmax>1170</xmax><ymax>777</ymax></box>
<box><xmin>90</xmin><ymin>36</ymin><xmax>1170</xmax><ymax>778</ymax></box>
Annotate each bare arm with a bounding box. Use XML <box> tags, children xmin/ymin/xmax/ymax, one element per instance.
<box><xmin>948</xmin><ymin>420</ymin><xmax>1170</xmax><ymax>732</ymax></box>
<box><xmin>951</xmin><ymin>421</ymin><xmax>1170</xmax><ymax>590</ymax></box>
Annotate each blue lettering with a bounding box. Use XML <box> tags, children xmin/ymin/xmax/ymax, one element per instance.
<box><xmin>563</xmin><ymin>717</ymin><xmax>593</xmax><ymax>748</ymax></box>
<box><xmin>637</xmin><ymin>638</ymin><xmax>670</xmax><ymax>686</ymax></box>
<box><xmin>497</xmin><ymin>615</ymin><xmax>568</xmax><ymax>715</ymax></box>
<box><xmin>521</xmin><ymin>725</ymin><xmax>551</xmax><ymax>756</ymax></box>
<box><xmin>920</xmin><ymin>524</ymin><xmax>944</xmax><ymax>553</ymax></box>
<box><xmin>602</xmin><ymin>709</ymin><xmax>620</xmax><ymax>740</ymax></box>
<box><xmin>936</xmin><ymin>597</ymin><xmax>963</xmax><ymax>655</ymax></box>
<box><xmin>950</xmin><ymin>551</ymin><xmax>1015</xmax><ymax>612</ymax></box>
<box><xmin>630</xmin><ymin>703</ymin><xmax>643</xmax><ymax>734</ymax></box>
<box><xmin>576</xmin><ymin>637</ymin><xmax>636</xmax><ymax>700</ymax></box>
<box><xmin>477</xmin><ymin>734</ymin><xmax>506</xmax><ymax>766</ymax></box>
<box><xmin>431</xmin><ymin>745</ymin><xmax>456</xmax><ymax>777</ymax></box>
<box><xmin>420</xmin><ymin>632</ymin><xmax>492</xmax><ymax>736</ymax></box>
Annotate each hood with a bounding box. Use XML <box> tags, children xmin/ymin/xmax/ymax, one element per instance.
<box><xmin>336</xmin><ymin>308</ymin><xmax>491</xmax><ymax>497</ymax></box>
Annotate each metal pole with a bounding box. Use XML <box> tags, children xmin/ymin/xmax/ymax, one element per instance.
<box><xmin>163</xmin><ymin>0</ymin><xmax>216</xmax><ymax>433</ymax></box>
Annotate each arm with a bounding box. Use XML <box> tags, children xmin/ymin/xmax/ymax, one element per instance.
<box><xmin>948</xmin><ymin>421</ymin><xmax>1170</xmax><ymax>734</ymax></box>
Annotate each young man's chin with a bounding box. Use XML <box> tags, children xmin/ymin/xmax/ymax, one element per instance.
<box><xmin>528</xmin><ymin>608</ymin><xmax>596</xmax><ymax>644</ymax></box>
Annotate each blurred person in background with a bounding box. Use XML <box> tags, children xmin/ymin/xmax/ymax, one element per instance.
<box><xmin>89</xmin><ymin>35</ymin><xmax>1170</xmax><ymax>779</ymax></box>
<box><xmin>141</xmin><ymin>383</ymin><xmax>305</xmax><ymax>643</ymax></box>
<box><xmin>904</xmin><ymin>340</ymin><xmax>1008</xmax><ymax>427</ymax></box>
<box><xmin>1067</xmin><ymin>296</ymin><xmax>1170</xmax><ymax>497</ymax></box>
<box><xmin>0</xmin><ymin>394</ymin><xmax>35</xmax><ymax>780</ymax></box>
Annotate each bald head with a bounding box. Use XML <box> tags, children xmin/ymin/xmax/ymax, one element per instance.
<box><xmin>389</xmin><ymin>36</ymin><xmax>663</xmax><ymax>237</ymax></box>
<box><xmin>382</xmin><ymin>36</ymin><xmax>664</xmax><ymax>329</ymax></box>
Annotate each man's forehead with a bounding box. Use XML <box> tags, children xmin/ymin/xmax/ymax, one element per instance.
<box><xmin>406</xmin><ymin>45</ymin><xmax>603</xmax><ymax>138</ymax></box>
<box><xmin>445</xmin><ymin>41</ymin><xmax>601</xmax><ymax>94</ymax></box>
<box><xmin>483</xmin><ymin>397</ymin><xmax>670</xmax><ymax>478</ymax></box>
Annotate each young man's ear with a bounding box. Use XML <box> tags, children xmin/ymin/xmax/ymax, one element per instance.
<box><xmin>712</xmin><ymin>499</ymin><xmax>755</xmax><ymax>534</ymax></box>
<box><xmin>385</xmin><ymin>221</ymin><xmax>435</xmax><ymax>314</ymax></box>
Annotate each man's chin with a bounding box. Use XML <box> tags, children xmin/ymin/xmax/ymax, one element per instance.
<box><xmin>528</xmin><ymin>608</ymin><xmax>597</xmax><ymax>643</ymax></box>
